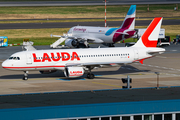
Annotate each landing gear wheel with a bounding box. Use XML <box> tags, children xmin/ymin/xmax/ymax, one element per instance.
<box><xmin>23</xmin><ymin>76</ymin><xmax>28</xmax><ymax>80</ymax></box>
<box><xmin>87</xmin><ymin>73</ymin><xmax>95</xmax><ymax>79</ymax></box>
<box><xmin>109</xmin><ymin>43</ymin><xmax>115</xmax><ymax>47</ymax></box>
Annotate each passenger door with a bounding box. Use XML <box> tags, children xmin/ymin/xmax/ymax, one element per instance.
<box><xmin>26</xmin><ymin>53</ymin><xmax>32</xmax><ymax>64</ymax></box>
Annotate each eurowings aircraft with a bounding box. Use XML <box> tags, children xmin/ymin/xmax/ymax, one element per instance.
<box><xmin>2</xmin><ymin>17</ymin><xmax>165</xmax><ymax>80</ymax></box>
<box><xmin>51</xmin><ymin>5</ymin><xmax>136</xmax><ymax>48</ymax></box>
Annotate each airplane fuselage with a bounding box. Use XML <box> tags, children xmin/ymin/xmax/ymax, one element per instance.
<box><xmin>67</xmin><ymin>26</ymin><xmax>136</xmax><ymax>43</ymax></box>
<box><xmin>2</xmin><ymin>47</ymin><xmax>158</xmax><ymax>71</ymax></box>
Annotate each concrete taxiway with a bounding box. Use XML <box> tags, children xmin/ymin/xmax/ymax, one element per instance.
<box><xmin>0</xmin><ymin>44</ymin><xmax>180</xmax><ymax>95</ymax></box>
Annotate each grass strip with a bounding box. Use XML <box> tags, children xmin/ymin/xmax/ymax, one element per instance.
<box><xmin>0</xmin><ymin>4</ymin><xmax>179</xmax><ymax>20</ymax></box>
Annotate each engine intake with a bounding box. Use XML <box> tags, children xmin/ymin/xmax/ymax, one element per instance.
<box><xmin>65</xmin><ymin>39</ymin><xmax>79</xmax><ymax>48</ymax></box>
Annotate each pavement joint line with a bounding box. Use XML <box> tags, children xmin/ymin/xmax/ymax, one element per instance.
<box><xmin>138</xmin><ymin>63</ymin><xmax>180</xmax><ymax>72</ymax></box>
<box><xmin>162</xmin><ymin>67</ymin><xmax>168</xmax><ymax>69</ymax></box>
<box><xmin>155</xmin><ymin>56</ymin><xmax>167</xmax><ymax>58</ymax></box>
<box><xmin>165</xmin><ymin>73</ymin><xmax>180</xmax><ymax>76</ymax></box>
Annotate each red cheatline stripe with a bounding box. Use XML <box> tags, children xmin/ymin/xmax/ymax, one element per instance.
<box><xmin>3</xmin><ymin>65</ymin><xmax>65</xmax><ymax>69</ymax></box>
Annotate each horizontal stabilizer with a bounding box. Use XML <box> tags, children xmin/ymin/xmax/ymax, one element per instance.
<box><xmin>115</xmin><ymin>32</ymin><xmax>129</xmax><ymax>35</ymax></box>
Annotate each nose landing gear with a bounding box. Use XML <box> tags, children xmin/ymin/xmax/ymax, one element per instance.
<box><xmin>23</xmin><ymin>71</ymin><xmax>28</xmax><ymax>80</ymax></box>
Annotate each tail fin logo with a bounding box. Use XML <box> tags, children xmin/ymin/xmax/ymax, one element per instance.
<box><xmin>141</xmin><ymin>17</ymin><xmax>162</xmax><ymax>47</ymax></box>
<box><xmin>105</xmin><ymin>5</ymin><xmax>136</xmax><ymax>36</ymax></box>
<box><xmin>120</xmin><ymin>5</ymin><xmax>136</xmax><ymax>30</ymax></box>
<box><xmin>133</xmin><ymin>17</ymin><xmax>163</xmax><ymax>48</ymax></box>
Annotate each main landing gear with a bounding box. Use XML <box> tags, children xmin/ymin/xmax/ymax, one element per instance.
<box><xmin>108</xmin><ymin>43</ymin><xmax>115</xmax><ymax>47</ymax></box>
<box><xmin>86</xmin><ymin>67</ymin><xmax>95</xmax><ymax>79</ymax></box>
<box><xmin>23</xmin><ymin>71</ymin><xmax>28</xmax><ymax>80</ymax></box>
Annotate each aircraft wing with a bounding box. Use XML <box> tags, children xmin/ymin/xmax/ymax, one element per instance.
<box><xmin>65</xmin><ymin>62</ymin><xmax>129</xmax><ymax>68</ymax></box>
<box><xmin>86</xmin><ymin>37</ymin><xmax>104</xmax><ymax>43</ymax></box>
<box><xmin>51</xmin><ymin>34</ymin><xmax>75</xmax><ymax>39</ymax></box>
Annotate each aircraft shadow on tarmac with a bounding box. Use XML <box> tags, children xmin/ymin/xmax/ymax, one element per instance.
<box><xmin>0</xmin><ymin>65</ymin><xmax>149</xmax><ymax>80</ymax></box>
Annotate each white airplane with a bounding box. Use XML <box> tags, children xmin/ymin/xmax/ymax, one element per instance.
<box><xmin>2</xmin><ymin>17</ymin><xmax>165</xmax><ymax>80</ymax></box>
<box><xmin>51</xmin><ymin>5</ymin><xmax>137</xmax><ymax>48</ymax></box>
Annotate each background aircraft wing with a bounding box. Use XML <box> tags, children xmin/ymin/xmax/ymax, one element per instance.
<box><xmin>51</xmin><ymin>34</ymin><xmax>104</xmax><ymax>43</ymax></box>
<box><xmin>86</xmin><ymin>37</ymin><xmax>104</xmax><ymax>43</ymax></box>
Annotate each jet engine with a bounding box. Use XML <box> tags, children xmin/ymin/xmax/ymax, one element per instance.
<box><xmin>64</xmin><ymin>67</ymin><xmax>84</xmax><ymax>78</ymax></box>
<box><xmin>65</xmin><ymin>39</ymin><xmax>79</xmax><ymax>48</ymax></box>
<box><xmin>39</xmin><ymin>70</ymin><xmax>57</xmax><ymax>74</ymax></box>
<box><xmin>65</xmin><ymin>39</ymin><xmax>88</xmax><ymax>48</ymax></box>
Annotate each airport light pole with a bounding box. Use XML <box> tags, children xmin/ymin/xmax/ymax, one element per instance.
<box><xmin>155</xmin><ymin>72</ymin><xmax>160</xmax><ymax>89</ymax></box>
<box><xmin>105</xmin><ymin>0</ymin><xmax>107</xmax><ymax>27</ymax></box>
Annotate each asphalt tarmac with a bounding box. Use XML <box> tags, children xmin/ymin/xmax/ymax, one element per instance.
<box><xmin>1</xmin><ymin>87</ymin><xmax>180</xmax><ymax>109</ymax></box>
<box><xmin>0</xmin><ymin>19</ymin><xmax>180</xmax><ymax>29</ymax></box>
<box><xmin>0</xmin><ymin>43</ymin><xmax>180</xmax><ymax>95</ymax></box>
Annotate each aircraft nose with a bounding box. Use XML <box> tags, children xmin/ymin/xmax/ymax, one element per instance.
<box><xmin>2</xmin><ymin>60</ymin><xmax>10</xmax><ymax>69</ymax></box>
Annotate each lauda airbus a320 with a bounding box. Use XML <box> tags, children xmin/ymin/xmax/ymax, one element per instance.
<box><xmin>2</xmin><ymin>17</ymin><xmax>165</xmax><ymax>80</ymax></box>
<box><xmin>51</xmin><ymin>5</ymin><xmax>136</xmax><ymax>48</ymax></box>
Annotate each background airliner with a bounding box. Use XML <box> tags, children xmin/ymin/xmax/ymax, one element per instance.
<box><xmin>50</xmin><ymin>5</ymin><xmax>136</xmax><ymax>48</ymax></box>
<box><xmin>2</xmin><ymin>17</ymin><xmax>165</xmax><ymax>80</ymax></box>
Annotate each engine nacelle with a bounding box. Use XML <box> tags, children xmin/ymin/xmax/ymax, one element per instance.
<box><xmin>65</xmin><ymin>39</ymin><xmax>79</xmax><ymax>48</ymax></box>
<box><xmin>39</xmin><ymin>70</ymin><xmax>57</xmax><ymax>74</ymax></box>
<box><xmin>64</xmin><ymin>67</ymin><xmax>84</xmax><ymax>78</ymax></box>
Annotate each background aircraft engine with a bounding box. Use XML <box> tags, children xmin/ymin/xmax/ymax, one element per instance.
<box><xmin>65</xmin><ymin>39</ymin><xmax>79</xmax><ymax>48</ymax></box>
<box><xmin>64</xmin><ymin>67</ymin><xmax>84</xmax><ymax>78</ymax></box>
<box><xmin>39</xmin><ymin>70</ymin><xmax>57</xmax><ymax>74</ymax></box>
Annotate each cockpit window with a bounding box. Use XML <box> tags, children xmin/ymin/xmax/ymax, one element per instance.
<box><xmin>9</xmin><ymin>56</ymin><xmax>20</xmax><ymax>60</ymax></box>
<box><xmin>9</xmin><ymin>57</ymin><xmax>13</xmax><ymax>60</ymax></box>
<box><xmin>68</xmin><ymin>28</ymin><xmax>73</xmax><ymax>34</ymax></box>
